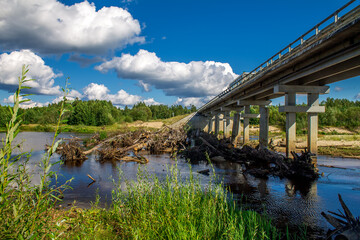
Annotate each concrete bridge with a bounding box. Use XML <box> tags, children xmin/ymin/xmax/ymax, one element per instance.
<box><xmin>190</xmin><ymin>0</ymin><xmax>360</xmax><ymax>157</ymax></box>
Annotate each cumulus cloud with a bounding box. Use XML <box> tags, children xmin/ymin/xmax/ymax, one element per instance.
<box><xmin>83</xmin><ymin>83</ymin><xmax>142</xmax><ymax>106</ymax></box>
<box><xmin>0</xmin><ymin>0</ymin><xmax>144</xmax><ymax>54</ymax></box>
<box><xmin>355</xmin><ymin>93</ymin><xmax>360</xmax><ymax>99</ymax></box>
<box><xmin>175</xmin><ymin>96</ymin><xmax>213</xmax><ymax>108</ymax></box>
<box><xmin>3</xmin><ymin>95</ymin><xmax>47</xmax><ymax>109</ymax></box>
<box><xmin>0</xmin><ymin>50</ymin><xmax>62</xmax><ymax>95</ymax></box>
<box><xmin>95</xmin><ymin>49</ymin><xmax>237</xmax><ymax>98</ymax></box>
<box><xmin>143</xmin><ymin>98</ymin><xmax>161</xmax><ymax>105</ymax></box>
<box><xmin>52</xmin><ymin>90</ymin><xmax>83</xmax><ymax>103</ymax></box>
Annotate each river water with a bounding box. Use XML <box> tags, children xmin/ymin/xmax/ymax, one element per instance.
<box><xmin>2</xmin><ymin>132</ymin><xmax>360</xmax><ymax>238</ymax></box>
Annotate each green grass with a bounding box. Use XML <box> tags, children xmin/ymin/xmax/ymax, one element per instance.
<box><xmin>53</xmin><ymin>166</ymin><xmax>292</xmax><ymax>239</ymax></box>
<box><xmin>319</xmin><ymin>146</ymin><xmax>360</xmax><ymax>158</ymax></box>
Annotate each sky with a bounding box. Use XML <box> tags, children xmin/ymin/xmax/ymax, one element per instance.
<box><xmin>0</xmin><ymin>0</ymin><xmax>359</xmax><ymax>108</ymax></box>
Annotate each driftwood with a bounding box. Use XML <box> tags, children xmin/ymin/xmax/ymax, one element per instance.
<box><xmin>87</xmin><ymin>174</ymin><xmax>96</xmax><ymax>182</ymax></box>
<box><xmin>322</xmin><ymin>194</ymin><xmax>360</xmax><ymax>240</ymax></box>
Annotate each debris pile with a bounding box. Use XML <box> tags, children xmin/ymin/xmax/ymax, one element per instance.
<box><xmin>55</xmin><ymin>126</ymin><xmax>186</xmax><ymax>164</ymax></box>
<box><xmin>56</xmin><ymin>140</ymin><xmax>88</xmax><ymax>165</ymax></box>
<box><xmin>181</xmin><ymin>130</ymin><xmax>319</xmax><ymax>180</ymax></box>
<box><xmin>53</xmin><ymin>126</ymin><xmax>319</xmax><ymax>180</ymax></box>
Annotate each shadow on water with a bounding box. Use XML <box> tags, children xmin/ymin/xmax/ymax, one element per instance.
<box><xmin>2</xmin><ymin>132</ymin><xmax>360</xmax><ymax>238</ymax></box>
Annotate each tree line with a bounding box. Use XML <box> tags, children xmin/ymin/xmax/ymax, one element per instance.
<box><xmin>1</xmin><ymin>97</ymin><xmax>359</xmax><ymax>130</ymax></box>
<box><xmin>0</xmin><ymin>99</ymin><xmax>197</xmax><ymax>127</ymax></box>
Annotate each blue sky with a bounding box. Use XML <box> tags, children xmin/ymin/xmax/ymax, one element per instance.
<box><xmin>0</xmin><ymin>0</ymin><xmax>359</xmax><ymax>108</ymax></box>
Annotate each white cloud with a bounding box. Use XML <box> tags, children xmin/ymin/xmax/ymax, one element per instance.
<box><xmin>3</xmin><ymin>95</ymin><xmax>47</xmax><ymax>109</ymax></box>
<box><xmin>175</xmin><ymin>96</ymin><xmax>213</xmax><ymax>108</ymax></box>
<box><xmin>355</xmin><ymin>93</ymin><xmax>360</xmax><ymax>99</ymax></box>
<box><xmin>0</xmin><ymin>50</ymin><xmax>61</xmax><ymax>95</ymax></box>
<box><xmin>334</xmin><ymin>86</ymin><xmax>343</xmax><ymax>92</ymax></box>
<box><xmin>0</xmin><ymin>0</ymin><xmax>144</xmax><ymax>54</ymax></box>
<box><xmin>143</xmin><ymin>98</ymin><xmax>161</xmax><ymax>105</ymax></box>
<box><xmin>137</xmin><ymin>80</ymin><xmax>151</xmax><ymax>92</ymax></box>
<box><xmin>95</xmin><ymin>49</ymin><xmax>238</xmax><ymax>98</ymax></box>
<box><xmin>83</xmin><ymin>83</ymin><xmax>142</xmax><ymax>106</ymax></box>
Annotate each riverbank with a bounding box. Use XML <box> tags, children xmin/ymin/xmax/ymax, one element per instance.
<box><xmin>0</xmin><ymin>114</ymin><xmax>187</xmax><ymax>134</ymax></box>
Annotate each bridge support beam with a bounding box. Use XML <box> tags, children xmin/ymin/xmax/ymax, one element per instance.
<box><xmin>231</xmin><ymin>112</ymin><xmax>241</xmax><ymax>146</ymax></box>
<box><xmin>259</xmin><ymin>105</ymin><xmax>269</xmax><ymax>148</ymax></box>
<box><xmin>276</xmin><ymin>84</ymin><xmax>328</xmax><ymax>158</ymax></box>
<box><xmin>285</xmin><ymin>93</ymin><xmax>297</xmax><ymax>157</ymax></box>
<box><xmin>214</xmin><ymin>114</ymin><xmax>220</xmax><ymax>136</ymax></box>
<box><xmin>207</xmin><ymin>116</ymin><xmax>214</xmax><ymax>134</ymax></box>
<box><xmin>225</xmin><ymin>112</ymin><xmax>232</xmax><ymax>138</ymax></box>
<box><xmin>243</xmin><ymin>105</ymin><xmax>250</xmax><ymax>144</ymax></box>
<box><xmin>307</xmin><ymin>93</ymin><xmax>319</xmax><ymax>155</ymax></box>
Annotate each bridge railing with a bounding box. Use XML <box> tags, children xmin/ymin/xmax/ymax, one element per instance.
<box><xmin>198</xmin><ymin>0</ymin><xmax>360</xmax><ymax>113</ymax></box>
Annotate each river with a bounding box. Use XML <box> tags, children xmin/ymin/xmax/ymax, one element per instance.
<box><xmin>2</xmin><ymin>132</ymin><xmax>360</xmax><ymax>238</ymax></box>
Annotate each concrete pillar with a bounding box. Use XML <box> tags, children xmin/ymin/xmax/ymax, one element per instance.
<box><xmin>285</xmin><ymin>93</ymin><xmax>296</xmax><ymax>157</ymax></box>
<box><xmin>231</xmin><ymin>112</ymin><xmax>241</xmax><ymax>146</ymax></box>
<box><xmin>259</xmin><ymin>105</ymin><xmax>269</xmax><ymax>148</ymax></box>
<box><xmin>207</xmin><ymin>117</ymin><xmax>213</xmax><ymax>134</ymax></box>
<box><xmin>214</xmin><ymin>114</ymin><xmax>220</xmax><ymax>136</ymax></box>
<box><xmin>307</xmin><ymin>93</ymin><xmax>319</xmax><ymax>154</ymax></box>
<box><xmin>223</xmin><ymin>112</ymin><xmax>231</xmax><ymax>138</ymax></box>
<box><xmin>243</xmin><ymin>105</ymin><xmax>250</xmax><ymax>144</ymax></box>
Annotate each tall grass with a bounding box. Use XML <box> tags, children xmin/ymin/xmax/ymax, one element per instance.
<box><xmin>0</xmin><ymin>65</ymin><xmax>71</xmax><ymax>239</ymax></box>
<box><xmin>109</xmin><ymin>166</ymin><xmax>281</xmax><ymax>239</ymax></box>
<box><xmin>56</xmin><ymin>165</ymin><xmax>286</xmax><ymax>239</ymax></box>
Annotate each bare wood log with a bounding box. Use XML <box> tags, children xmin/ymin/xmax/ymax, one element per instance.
<box><xmin>87</xmin><ymin>174</ymin><xmax>96</xmax><ymax>182</ymax></box>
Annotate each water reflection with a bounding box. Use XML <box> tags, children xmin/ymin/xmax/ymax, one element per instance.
<box><xmin>1</xmin><ymin>132</ymin><xmax>360</xmax><ymax>238</ymax></box>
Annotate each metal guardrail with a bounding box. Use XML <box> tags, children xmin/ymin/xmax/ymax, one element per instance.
<box><xmin>198</xmin><ymin>0</ymin><xmax>360</xmax><ymax>113</ymax></box>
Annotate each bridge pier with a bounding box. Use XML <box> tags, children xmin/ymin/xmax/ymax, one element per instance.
<box><xmin>307</xmin><ymin>93</ymin><xmax>319</xmax><ymax>154</ymax></box>
<box><xmin>238</xmin><ymin>100</ymin><xmax>271</xmax><ymax>147</ymax></box>
<box><xmin>231</xmin><ymin>112</ymin><xmax>241</xmax><ymax>146</ymax></box>
<box><xmin>275</xmin><ymin>85</ymin><xmax>329</xmax><ymax>158</ymax></box>
<box><xmin>207</xmin><ymin>116</ymin><xmax>214</xmax><ymax>134</ymax></box>
<box><xmin>214</xmin><ymin>114</ymin><xmax>220</xmax><ymax>136</ymax></box>
<box><xmin>259</xmin><ymin>105</ymin><xmax>269</xmax><ymax>148</ymax></box>
<box><xmin>223</xmin><ymin>112</ymin><xmax>232</xmax><ymax>138</ymax></box>
<box><xmin>242</xmin><ymin>105</ymin><xmax>251</xmax><ymax>144</ymax></box>
<box><xmin>285</xmin><ymin>92</ymin><xmax>297</xmax><ymax>157</ymax></box>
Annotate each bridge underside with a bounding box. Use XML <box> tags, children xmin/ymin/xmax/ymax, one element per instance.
<box><xmin>193</xmin><ymin>7</ymin><xmax>360</xmax><ymax>159</ymax></box>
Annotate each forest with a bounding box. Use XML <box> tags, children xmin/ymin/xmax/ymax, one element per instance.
<box><xmin>0</xmin><ymin>99</ymin><xmax>197</xmax><ymax>127</ymax></box>
<box><xmin>0</xmin><ymin>97</ymin><xmax>359</xmax><ymax>131</ymax></box>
